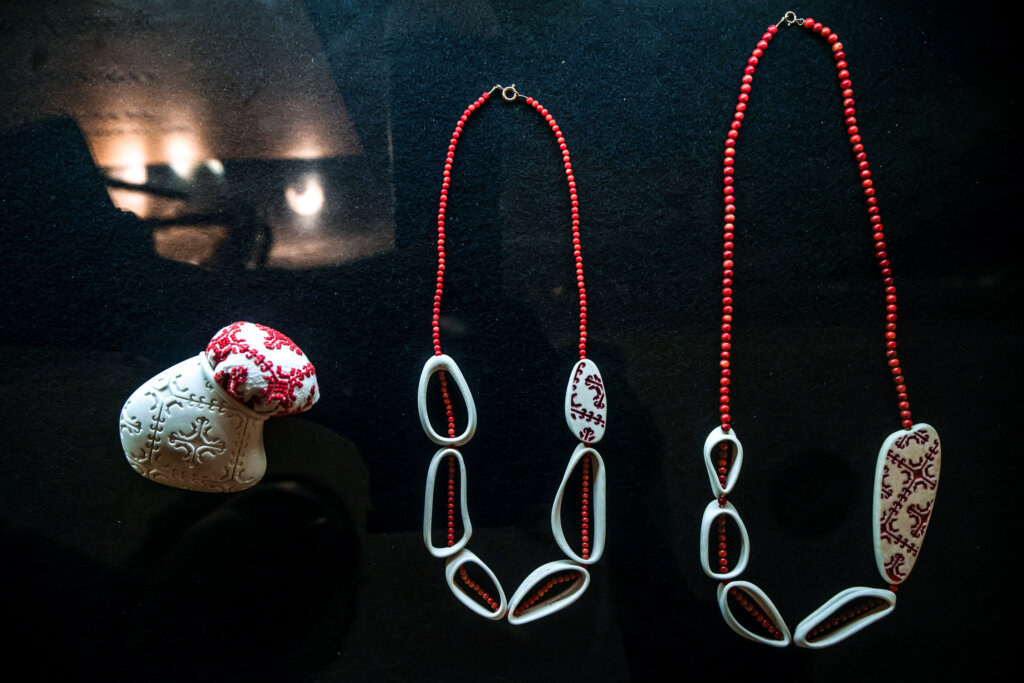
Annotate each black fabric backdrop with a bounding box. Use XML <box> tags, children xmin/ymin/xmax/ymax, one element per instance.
<box><xmin>0</xmin><ymin>1</ymin><xmax>1014</xmax><ymax>680</ymax></box>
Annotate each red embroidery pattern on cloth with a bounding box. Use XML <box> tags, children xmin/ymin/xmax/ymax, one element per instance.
<box><xmin>206</xmin><ymin>321</ymin><xmax>250</xmax><ymax>365</ymax></box>
<box><xmin>261</xmin><ymin>362</ymin><xmax>318</xmax><ymax>414</ymax></box>
<box><xmin>215</xmin><ymin>366</ymin><xmax>250</xmax><ymax>403</ymax></box>
<box><xmin>878</xmin><ymin>428</ymin><xmax>940</xmax><ymax>582</ymax></box>
<box><xmin>255</xmin><ymin>323</ymin><xmax>304</xmax><ymax>355</ymax></box>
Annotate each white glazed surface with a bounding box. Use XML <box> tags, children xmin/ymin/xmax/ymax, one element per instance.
<box><xmin>793</xmin><ymin>586</ymin><xmax>896</xmax><ymax>649</ymax></box>
<box><xmin>444</xmin><ymin>549</ymin><xmax>508</xmax><ymax>620</ymax></box>
<box><xmin>717</xmin><ymin>580</ymin><xmax>791</xmax><ymax>647</ymax></box>
<box><xmin>551</xmin><ymin>444</ymin><xmax>606</xmax><ymax>564</ymax></box>
<box><xmin>417</xmin><ymin>354</ymin><xmax>477</xmax><ymax>446</ymax></box>
<box><xmin>699</xmin><ymin>499</ymin><xmax>750</xmax><ymax>580</ymax></box>
<box><xmin>423</xmin><ymin>448</ymin><xmax>472</xmax><ymax>558</ymax></box>
<box><xmin>506</xmin><ymin>560</ymin><xmax>590</xmax><ymax>625</ymax></box>
<box><xmin>564</xmin><ymin>359</ymin><xmax>607</xmax><ymax>444</ymax></box>
<box><xmin>119</xmin><ymin>353</ymin><xmax>269</xmax><ymax>493</ymax></box>
<box><xmin>872</xmin><ymin>423</ymin><xmax>940</xmax><ymax>585</ymax></box>
<box><xmin>703</xmin><ymin>426</ymin><xmax>744</xmax><ymax>497</ymax></box>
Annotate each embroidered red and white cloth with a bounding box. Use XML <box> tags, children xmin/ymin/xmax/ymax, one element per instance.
<box><xmin>206</xmin><ymin>321</ymin><xmax>319</xmax><ymax>416</ymax></box>
<box><xmin>119</xmin><ymin>322</ymin><xmax>319</xmax><ymax>492</ymax></box>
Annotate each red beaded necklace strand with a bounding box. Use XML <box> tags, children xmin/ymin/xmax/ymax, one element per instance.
<box><xmin>417</xmin><ymin>85</ymin><xmax>609</xmax><ymax>624</ymax></box>
<box><xmin>700</xmin><ymin>12</ymin><xmax>942</xmax><ymax>648</ymax></box>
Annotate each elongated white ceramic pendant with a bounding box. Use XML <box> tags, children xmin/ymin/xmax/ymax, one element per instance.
<box><xmin>700</xmin><ymin>499</ymin><xmax>750</xmax><ymax>580</ymax></box>
<box><xmin>717</xmin><ymin>581</ymin><xmax>791</xmax><ymax>647</ymax></box>
<box><xmin>444</xmin><ymin>549</ymin><xmax>508</xmax><ymax>620</ymax></box>
<box><xmin>564</xmin><ymin>359</ymin><xmax>607</xmax><ymax>444</ymax></box>
<box><xmin>418</xmin><ymin>354</ymin><xmax>477</xmax><ymax>446</ymax></box>
<box><xmin>551</xmin><ymin>443</ymin><xmax>606</xmax><ymax>564</ymax></box>
<box><xmin>703</xmin><ymin>426</ymin><xmax>744</xmax><ymax>496</ymax></box>
<box><xmin>872</xmin><ymin>423</ymin><xmax>941</xmax><ymax>584</ymax></box>
<box><xmin>506</xmin><ymin>560</ymin><xmax>591</xmax><ymax>625</ymax></box>
<box><xmin>423</xmin><ymin>448</ymin><xmax>472</xmax><ymax>558</ymax></box>
<box><xmin>793</xmin><ymin>586</ymin><xmax>896</xmax><ymax>648</ymax></box>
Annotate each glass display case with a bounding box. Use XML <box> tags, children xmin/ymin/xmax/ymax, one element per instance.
<box><xmin>0</xmin><ymin>1</ymin><xmax>1010</xmax><ymax>680</ymax></box>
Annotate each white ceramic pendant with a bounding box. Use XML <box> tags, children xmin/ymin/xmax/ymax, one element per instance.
<box><xmin>703</xmin><ymin>426</ymin><xmax>744</xmax><ymax>497</ymax></box>
<box><xmin>793</xmin><ymin>586</ymin><xmax>896</xmax><ymax>648</ymax></box>
<box><xmin>423</xmin><ymin>448</ymin><xmax>472</xmax><ymax>558</ymax></box>
<box><xmin>444</xmin><ymin>549</ymin><xmax>508</xmax><ymax>620</ymax></box>
<box><xmin>551</xmin><ymin>443</ymin><xmax>606</xmax><ymax>564</ymax></box>
<box><xmin>417</xmin><ymin>354</ymin><xmax>477</xmax><ymax>447</ymax></box>
<box><xmin>699</xmin><ymin>499</ymin><xmax>750</xmax><ymax>580</ymax></box>
<box><xmin>119</xmin><ymin>354</ymin><xmax>270</xmax><ymax>492</ymax></box>
<box><xmin>717</xmin><ymin>581</ymin><xmax>791</xmax><ymax>647</ymax></box>
<box><xmin>872</xmin><ymin>423</ymin><xmax>941</xmax><ymax>584</ymax></box>
<box><xmin>564</xmin><ymin>359</ymin><xmax>607</xmax><ymax>444</ymax></box>
<box><xmin>506</xmin><ymin>560</ymin><xmax>591</xmax><ymax>625</ymax></box>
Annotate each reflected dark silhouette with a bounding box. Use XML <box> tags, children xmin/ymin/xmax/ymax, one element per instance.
<box><xmin>1</xmin><ymin>477</ymin><xmax>359</xmax><ymax>683</ymax></box>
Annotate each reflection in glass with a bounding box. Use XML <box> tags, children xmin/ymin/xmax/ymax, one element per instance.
<box><xmin>1</xmin><ymin>0</ymin><xmax>392</xmax><ymax>270</ymax></box>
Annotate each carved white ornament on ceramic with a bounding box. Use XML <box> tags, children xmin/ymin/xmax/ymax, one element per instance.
<box><xmin>717</xmin><ymin>581</ymin><xmax>791</xmax><ymax>647</ymax></box>
<box><xmin>564</xmin><ymin>359</ymin><xmax>607</xmax><ymax>444</ymax></box>
<box><xmin>423</xmin><ymin>448</ymin><xmax>472</xmax><ymax>558</ymax></box>
<box><xmin>700</xmin><ymin>499</ymin><xmax>750</xmax><ymax>580</ymax></box>
<box><xmin>872</xmin><ymin>424</ymin><xmax>941</xmax><ymax>584</ymax></box>
<box><xmin>444</xmin><ymin>549</ymin><xmax>508</xmax><ymax>620</ymax></box>
<box><xmin>551</xmin><ymin>444</ymin><xmax>606</xmax><ymax>564</ymax></box>
<box><xmin>506</xmin><ymin>560</ymin><xmax>590</xmax><ymax>625</ymax></box>
<box><xmin>119</xmin><ymin>322</ymin><xmax>318</xmax><ymax>492</ymax></box>
<box><xmin>703</xmin><ymin>426</ymin><xmax>744</xmax><ymax>497</ymax></box>
<box><xmin>793</xmin><ymin>586</ymin><xmax>896</xmax><ymax>649</ymax></box>
<box><xmin>418</xmin><ymin>354</ymin><xmax>477</xmax><ymax>446</ymax></box>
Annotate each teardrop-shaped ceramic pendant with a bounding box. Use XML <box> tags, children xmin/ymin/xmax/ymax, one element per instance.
<box><xmin>417</xmin><ymin>354</ymin><xmax>477</xmax><ymax>446</ymax></box>
<box><xmin>872</xmin><ymin>423</ymin><xmax>941</xmax><ymax>584</ymax></box>
<box><xmin>793</xmin><ymin>586</ymin><xmax>896</xmax><ymax>648</ymax></box>
<box><xmin>564</xmin><ymin>359</ymin><xmax>607</xmax><ymax>444</ymax></box>
<box><xmin>551</xmin><ymin>444</ymin><xmax>606</xmax><ymax>564</ymax></box>
<box><xmin>444</xmin><ymin>549</ymin><xmax>508</xmax><ymax>620</ymax></box>
<box><xmin>506</xmin><ymin>560</ymin><xmax>590</xmax><ymax>625</ymax></box>
<box><xmin>423</xmin><ymin>448</ymin><xmax>472</xmax><ymax>558</ymax></box>
<box><xmin>717</xmin><ymin>581</ymin><xmax>791</xmax><ymax>647</ymax></box>
<box><xmin>703</xmin><ymin>426</ymin><xmax>744</xmax><ymax>497</ymax></box>
<box><xmin>700</xmin><ymin>499</ymin><xmax>750</xmax><ymax>580</ymax></box>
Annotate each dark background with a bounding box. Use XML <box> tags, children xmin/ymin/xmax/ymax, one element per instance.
<box><xmin>1</xmin><ymin>0</ymin><xmax>1014</xmax><ymax>680</ymax></box>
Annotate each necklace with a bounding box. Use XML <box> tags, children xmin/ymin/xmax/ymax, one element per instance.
<box><xmin>702</xmin><ymin>12</ymin><xmax>942</xmax><ymax>648</ymax></box>
<box><xmin>417</xmin><ymin>84</ymin><xmax>608</xmax><ymax>623</ymax></box>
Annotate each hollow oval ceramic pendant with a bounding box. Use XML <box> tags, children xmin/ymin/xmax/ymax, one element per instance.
<box><xmin>551</xmin><ymin>443</ymin><xmax>606</xmax><ymax>564</ymax></box>
<box><xmin>872</xmin><ymin>423</ymin><xmax>941</xmax><ymax>584</ymax></box>
<box><xmin>717</xmin><ymin>580</ymin><xmax>791</xmax><ymax>647</ymax></box>
<box><xmin>564</xmin><ymin>359</ymin><xmax>607</xmax><ymax>444</ymax></box>
<box><xmin>703</xmin><ymin>426</ymin><xmax>744</xmax><ymax>497</ymax></box>
<box><xmin>423</xmin><ymin>448</ymin><xmax>472</xmax><ymax>558</ymax></box>
<box><xmin>793</xmin><ymin>586</ymin><xmax>896</xmax><ymax>648</ymax></box>
<box><xmin>700</xmin><ymin>499</ymin><xmax>750</xmax><ymax>580</ymax></box>
<box><xmin>417</xmin><ymin>354</ymin><xmax>477</xmax><ymax>446</ymax></box>
<box><xmin>507</xmin><ymin>560</ymin><xmax>591</xmax><ymax>625</ymax></box>
<box><xmin>444</xmin><ymin>548</ymin><xmax>507</xmax><ymax>620</ymax></box>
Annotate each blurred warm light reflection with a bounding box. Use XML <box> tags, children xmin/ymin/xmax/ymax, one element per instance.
<box><xmin>107</xmin><ymin>188</ymin><xmax>151</xmax><ymax>218</ymax></box>
<box><xmin>166</xmin><ymin>134</ymin><xmax>201</xmax><ymax>179</ymax></box>
<box><xmin>285</xmin><ymin>175</ymin><xmax>325</xmax><ymax>216</ymax></box>
<box><xmin>205</xmin><ymin>159</ymin><xmax>225</xmax><ymax>175</ymax></box>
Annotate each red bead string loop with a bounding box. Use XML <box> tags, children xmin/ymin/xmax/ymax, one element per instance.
<box><xmin>431</xmin><ymin>88</ymin><xmax>589</xmax><ymax>360</ymax></box>
<box><xmin>719</xmin><ymin>21</ymin><xmax>914</xmax><ymax>433</ymax></box>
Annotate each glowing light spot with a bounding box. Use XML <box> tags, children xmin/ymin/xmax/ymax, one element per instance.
<box><xmin>205</xmin><ymin>159</ymin><xmax>225</xmax><ymax>175</ymax></box>
<box><xmin>285</xmin><ymin>175</ymin><xmax>325</xmax><ymax>216</ymax></box>
<box><xmin>166</xmin><ymin>135</ymin><xmax>200</xmax><ymax>179</ymax></box>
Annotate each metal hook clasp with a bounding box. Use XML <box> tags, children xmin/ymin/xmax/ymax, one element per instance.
<box><xmin>775</xmin><ymin>10</ymin><xmax>804</xmax><ymax>28</ymax></box>
<box><xmin>490</xmin><ymin>84</ymin><xmax>521</xmax><ymax>101</ymax></box>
